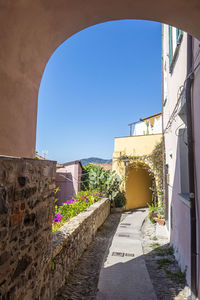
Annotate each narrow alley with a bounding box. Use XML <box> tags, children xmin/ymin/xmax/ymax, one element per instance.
<box><xmin>56</xmin><ymin>209</ymin><xmax>189</xmax><ymax>300</ymax></box>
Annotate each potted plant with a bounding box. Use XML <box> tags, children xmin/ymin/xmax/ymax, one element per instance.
<box><xmin>154</xmin><ymin>206</ymin><xmax>165</xmax><ymax>225</ymax></box>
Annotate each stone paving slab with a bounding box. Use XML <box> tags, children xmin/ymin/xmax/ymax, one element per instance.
<box><xmin>96</xmin><ymin>208</ymin><xmax>157</xmax><ymax>300</ymax></box>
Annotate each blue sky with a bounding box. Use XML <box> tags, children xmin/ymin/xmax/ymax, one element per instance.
<box><xmin>36</xmin><ymin>20</ymin><xmax>162</xmax><ymax>163</ymax></box>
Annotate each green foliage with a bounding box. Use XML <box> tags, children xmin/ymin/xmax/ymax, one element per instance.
<box><xmin>146</xmin><ymin>121</ymin><xmax>150</xmax><ymax>135</ymax></box>
<box><xmin>81</xmin><ymin>164</ymin><xmax>126</xmax><ymax>205</ymax></box>
<box><xmin>150</xmin><ymin>141</ymin><xmax>163</xmax><ymax>200</ymax></box>
<box><xmin>54</xmin><ymin>187</ymin><xmax>59</xmax><ymax>203</ymax></box>
<box><xmin>50</xmin><ymin>258</ymin><xmax>55</xmax><ymax>270</ymax></box>
<box><xmin>154</xmin><ymin>246</ymin><xmax>174</xmax><ymax>257</ymax></box>
<box><xmin>156</xmin><ymin>258</ymin><xmax>173</xmax><ymax>269</ymax></box>
<box><xmin>164</xmin><ymin>268</ymin><xmax>186</xmax><ymax>283</ymax></box>
<box><xmin>81</xmin><ymin>164</ymin><xmax>108</xmax><ymax>191</ymax></box>
<box><xmin>148</xmin><ymin>201</ymin><xmax>164</xmax><ymax>222</ymax></box>
<box><xmin>52</xmin><ymin>190</ymin><xmax>102</xmax><ymax>233</ymax></box>
<box><xmin>148</xmin><ymin>202</ymin><xmax>158</xmax><ymax>223</ymax></box>
<box><xmin>113</xmin><ymin>191</ymin><xmax>126</xmax><ymax>208</ymax></box>
<box><xmin>150</xmin><ymin>242</ymin><xmax>160</xmax><ymax>250</ymax></box>
<box><xmin>157</xmin><ymin>206</ymin><xmax>164</xmax><ymax>218</ymax></box>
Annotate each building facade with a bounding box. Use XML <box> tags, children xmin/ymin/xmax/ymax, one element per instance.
<box><xmin>113</xmin><ymin>114</ymin><xmax>162</xmax><ymax>210</ymax></box>
<box><xmin>163</xmin><ymin>24</ymin><xmax>200</xmax><ymax>295</ymax></box>
<box><xmin>56</xmin><ymin>160</ymin><xmax>83</xmax><ymax>205</ymax></box>
<box><xmin>162</xmin><ymin>25</ymin><xmax>191</xmax><ymax>282</ymax></box>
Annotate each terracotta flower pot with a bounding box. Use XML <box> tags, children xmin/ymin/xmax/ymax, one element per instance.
<box><xmin>154</xmin><ymin>217</ymin><xmax>165</xmax><ymax>226</ymax></box>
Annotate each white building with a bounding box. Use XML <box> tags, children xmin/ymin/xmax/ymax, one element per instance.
<box><xmin>133</xmin><ymin>113</ymin><xmax>162</xmax><ymax>136</ymax></box>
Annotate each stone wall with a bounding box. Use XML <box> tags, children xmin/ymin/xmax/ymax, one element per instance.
<box><xmin>47</xmin><ymin>198</ymin><xmax>110</xmax><ymax>299</ymax></box>
<box><xmin>0</xmin><ymin>156</ymin><xmax>110</xmax><ymax>299</ymax></box>
<box><xmin>0</xmin><ymin>156</ymin><xmax>56</xmax><ymax>300</ymax></box>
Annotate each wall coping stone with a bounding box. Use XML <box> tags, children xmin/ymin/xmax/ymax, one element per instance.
<box><xmin>0</xmin><ymin>154</ymin><xmax>57</xmax><ymax>164</ymax></box>
<box><xmin>52</xmin><ymin>198</ymin><xmax>109</xmax><ymax>258</ymax></box>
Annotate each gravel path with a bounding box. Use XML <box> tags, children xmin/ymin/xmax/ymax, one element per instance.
<box><xmin>56</xmin><ymin>213</ymin><xmax>122</xmax><ymax>300</ymax></box>
<box><xmin>141</xmin><ymin>216</ymin><xmax>190</xmax><ymax>300</ymax></box>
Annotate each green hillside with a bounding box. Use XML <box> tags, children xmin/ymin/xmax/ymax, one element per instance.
<box><xmin>80</xmin><ymin>157</ymin><xmax>112</xmax><ymax>166</ymax></box>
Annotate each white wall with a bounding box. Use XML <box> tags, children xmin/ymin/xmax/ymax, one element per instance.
<box><xmin>133</xmin><ymin>115</ymin><xmax>162</xmax><ymax>136</ymax></box>
<box><xmin>163</xmin><ymin>24</ymin><xmax>191</xmax><ymax>284</ymax></box>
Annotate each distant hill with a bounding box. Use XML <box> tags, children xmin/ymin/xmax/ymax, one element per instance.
<box><xmin>80</xmin><ymin>157</ymin><xmax>112</xmax><ymax>166</ymax></box>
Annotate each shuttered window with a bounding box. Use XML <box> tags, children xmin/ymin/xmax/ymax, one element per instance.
<box><xmin>169</xmin><ymin>26</ymin><xmax>173</xmax><ymax>67</ymax></box>
<box><xmin>168</xmin><ymin>26</ymin><xmax>183</xmax><ymax>72</ymax></box>
<box><xmin>176</xmin><ymin>28</ymin><xmax>183</xmax><ymax>44</ymax></box>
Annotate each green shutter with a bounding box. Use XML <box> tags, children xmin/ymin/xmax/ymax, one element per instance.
<box><xmin>176</xmin><ymin>28</ymin><xmax>183</xmax><ymax>44</ymax></box>
<box><xmin>169</xmin><ymin>26</ymin><xmax>173</xmax><ymax>67</ymax></box>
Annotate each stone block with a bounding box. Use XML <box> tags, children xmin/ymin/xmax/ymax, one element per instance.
<box><xmin>10</xmin><ymin>212</ymin><xmax>24</xmax><ymax>226</ymax></box>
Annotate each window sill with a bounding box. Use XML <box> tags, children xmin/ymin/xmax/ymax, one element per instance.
<box><xmin>178</xmin><ymin>193</ymin><xmax>191</xmax><ymax>208</ymax></box>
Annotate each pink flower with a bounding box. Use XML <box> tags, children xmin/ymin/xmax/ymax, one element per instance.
<box><xmin>53</xmin><ymin>214</ymin><xmax>62</xmax><ymax>222</ymax></box>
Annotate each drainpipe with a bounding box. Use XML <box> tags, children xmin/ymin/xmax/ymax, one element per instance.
<box><xmin>186</xmin><ymin>34</ymin><xmax>197</xmax><ymax>299</ymax></box>
<box><xmin>161</xmin><ymin>24</ymin><xmax>168</xmax><ymax>223</ymax></box>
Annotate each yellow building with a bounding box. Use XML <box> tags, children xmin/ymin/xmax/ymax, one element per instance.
<box><xmin>112</xmin><ymin>113</ymin><xmax>162</xmax><ymax>210</ymax></box>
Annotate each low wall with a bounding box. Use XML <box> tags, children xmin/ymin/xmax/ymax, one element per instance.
<box><xmin>48</xmin><ymin>198</ymin><xmax>110</xmax><ymax>298</ymax></box>
<box><xmin>0</xmin><ymin>155</ymin><xmax>110</xmax><ymax>300</ymax></box>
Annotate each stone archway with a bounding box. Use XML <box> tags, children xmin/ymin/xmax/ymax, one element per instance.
<box><xmin>0</xmin><ymin>1</ymin><xmax>200</xmax><ymax>158</ymax></box>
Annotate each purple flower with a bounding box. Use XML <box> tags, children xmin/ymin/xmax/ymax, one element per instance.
<box><xmin>76</xmin><ymin>209</ymin><xmax>79</xmax><ymax>214</ymax></box>
<box><xmin>64</xmin><ymin>199</ymin><xmax>75</xmax><ymax>205</ymax></box>
<box><xmin>53</xmin><ymin>214</ymin><xmax>62</xmax><ymax>223</ymax></box>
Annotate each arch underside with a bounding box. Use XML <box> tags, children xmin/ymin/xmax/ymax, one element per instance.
<box><xmin>1</xmin><ymin>0</ymin><xmax>200</xmax><ymax>157</ymax></box>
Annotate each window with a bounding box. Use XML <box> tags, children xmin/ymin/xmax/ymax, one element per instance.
<box><xmin>168</xmin><ymin>26</ymin><xmax>183</xmax><ymax>73</ymax></box>
<box><xmin>178</xmin><ymin>128</ymin><xmax>189</xmax><ymax>195</ymax></box>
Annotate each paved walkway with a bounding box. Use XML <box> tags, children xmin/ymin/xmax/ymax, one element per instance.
<box><xmin>96</xmin><ymin>208</ymin><xmax>157</xmax><ymax>300</ymax></box>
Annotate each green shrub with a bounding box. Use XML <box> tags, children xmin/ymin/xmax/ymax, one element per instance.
<box><xmin>114</xmin><ymin>191</ymin><xmax>126</xmax><ymax>208</ymax></box>
<box><xmin>148</xmin><ymin>202</ymin><xmax>158</xmax><ymax>222</ymax></box>
<box><xmin>81</xmin><ymin>164</ymin><xmax>125</xmax><ymax>204</ymax></box>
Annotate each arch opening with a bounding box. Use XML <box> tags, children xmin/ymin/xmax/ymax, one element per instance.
<box><xmin>125</xmin><ymin>162</ymin><xmax>155</xmax><ymax>210</ymax></box>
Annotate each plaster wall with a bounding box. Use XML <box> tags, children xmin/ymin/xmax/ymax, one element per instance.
<box><xmin>134</xmin><ymin>116</ymin><xmax>162</xmax><ymax>136</ymax></box>
<box><xmin>113</xmin><ymin>134</ymin><xmax>162</xmax><ymax>160</ymax></box>
<box><xmin>56</xmin><ymin>164</ymin><xmax>82</xmax><ymax>205</ymax></box>
<box><xmin>1</xmin><ymin>2</ymin><xmax>200</xmax><ymax>157</ymax></box>
<box><xmin>163</xmin><ymin>25</ymin><xmax>190</xmax><ymax>283</ymax></box>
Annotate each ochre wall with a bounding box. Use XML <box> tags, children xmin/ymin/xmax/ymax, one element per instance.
<box><xmin>112</xmin><ymin>135</ymin><xmax>160</xmax><ymax>210</ymax></box>
<box><xmin>113</xmin><ymin>134</ymin><xmax>162</xmax><ymax>157</ymax></box>
<box><xmin>125</xmin><ymin>167</ymin><xmax>152</xmax><ymax>210</ymax></box>
<box><xmin>112</xmin><ymin>134</ymin><xmax>162</xmax><ymax>177</ymax></box>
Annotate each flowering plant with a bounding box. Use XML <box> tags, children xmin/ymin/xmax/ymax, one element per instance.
<box><xmin>52</xmin><ymin>190</ymin><xmax>102</xmax><ymax>233</ymax></box>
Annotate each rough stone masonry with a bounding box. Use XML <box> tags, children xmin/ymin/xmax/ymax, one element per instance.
<box><xmin>0</xmin><ymin>156</ymin><xmax>110</xmax><ymax>300</ymax></box>
<box><xmin>0</xmin><ymin>156</ymin><xmax>56</xmax><ymax>300</ymax></box>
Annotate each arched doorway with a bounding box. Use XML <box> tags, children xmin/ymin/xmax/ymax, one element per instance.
<box><xmin>0</xmin><ymin>1</ymin><xmax>200</xmax><ymax>158</ymax></box>
<box><xmin>125</xmin><ymin>164</ymin><xmax>153</xmax><ymax>210</ymax></box>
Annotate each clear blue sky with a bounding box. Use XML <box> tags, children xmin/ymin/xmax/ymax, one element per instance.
<box><xmin>36</xmin><ymin>20</ymin><xmax>162</xmax><ymax>163</ymax></box>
